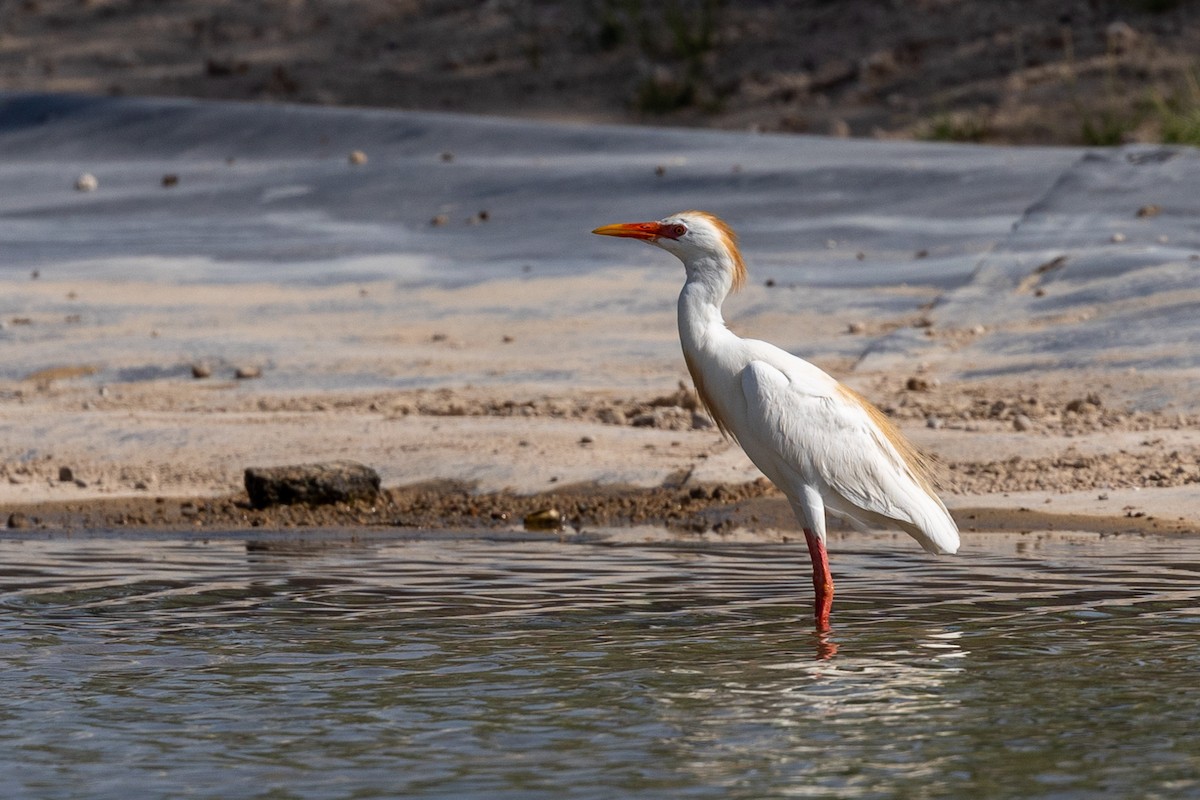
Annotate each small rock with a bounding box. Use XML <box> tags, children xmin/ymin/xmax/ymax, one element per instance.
<box><xmin>1065</xmin><ymin>397</ymin><xmax>1100</xmax><ymax>414</ymax></box>
<box><xmin>1013</xmin><ymin>414</ymin><xmax>1034</xmax><ymax>432</ymax></box>
<box><xmin>348</xmin><ymin>150</ymin><xmax>368</xmax><ymax>165</ymax></box>
<box><xmin>75</xmin><ymin>173</ymin><xmax>98</xmax><ymax>192</ymax></box>
<box><xmin>579</xmin><ymin>435</ymin><xmax>594</xmax><ymax>445</ymax></box>
<box><xmin>7</xmin><ymin>513</ymin><xmax>29</xmax><ymax>529</ymax></box>
<box><xmin>926</xmin><ymin>415</ymin><xmax>942</xmax><ymax>429</ymax></box>
<box><xmin>244</xmin><ymin>461</ymin><xmax>381</xmax><ymax>509</ymax></box>
<box><xmin>847</xmin><ymin>321</ymin><xmax>866</xmax><ymax>334</ymax></box>
<box><xmin>1111</xmin><ymin>232</ymin><xmax>1126</xmax><ymax>243</ymax></box>
<box><xmin>654</xmin><ymin>165</ymin><xmax>667</xmax><ymax>177</ymax></box>
<box><xmin>430</xmin><ymin>214</ymin><xmax>449</xmax><ymax>227</ymax></box>
<box><xmin>161</xmin><ymin>174</ymin><xmax>179</xmax><ymax>187</ymax></box>
<box><xmin>234</xmin><ymin>366</ymin><xmax>261</xmax><ymax>380</ymax></box>
<box><xmin>1136</xmin><ymin>203</ymin><xmax>1161</xmax><ymax>218</ymax></box>
<box><xmin>1106</xmin><ymin>20</ymin><xmax>1139</xmax><ymax>52</ymax></box>
<box><xmin>906</xmin><ymin>377</ymin><xmax>930</xmax><ymax>392</ymax></box>
<box><xmin>523</xmin><ymin>508</ymin><xmax>563</xmax><ymax>532</ymax></box>
<box><xmin>597</xmin><ymin>407</ymin><xmax>626</xmax><ymax>426</ymax></box>
<box><xmin>630</xmin><ymin>412</ymin><xmax>658</xmax><ymax>428</ymax></box>
<box><xmin>191</xmin><ymin>363</ymin><xmax>212</xmax><ymax>379</ymax></box>
<box><xmin>440</xmin><ymin>151</ymin><xmax>454</xmax><ymax>163</ymax></box>
<box><xmin>58</xmin><ymin>466</ymin><xmax>74</xmax><ymax>482</ymax></box>
<box><xmin>691</xmin><ymin>411</ymin><xmax>714</xmax><ymax>430</ymax></box>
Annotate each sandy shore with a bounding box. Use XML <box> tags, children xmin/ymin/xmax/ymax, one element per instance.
<box><xmin>3</xmin><ymin>273</ymin><xmax>1198</xmax><ymax>536</ymax></box>
<box><xmin>2</xmin><ymin>95</ymin><xmax>1199</xmax><ymax>538</ymax></box>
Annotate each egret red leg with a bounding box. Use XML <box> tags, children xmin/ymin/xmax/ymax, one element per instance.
<box><xmin>803</xmin><ymin>529</ymin><xmax>834</xmax><ymax>631</ymax></box>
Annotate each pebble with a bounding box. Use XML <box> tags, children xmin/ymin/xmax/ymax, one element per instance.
<box><xmin>75</xmin><ymin>173</ymin><xmax>98</xmax><ymax>192</ymax></box>
<box><xmin>191</xmin><ymin>363</ymin><xmax>212</xmax><ymax>379</ymax></box>
<box><xmin>847</xmin><ymin>321</ymin><xmax>866</xmax><ymax>334</ymax></box>
<box><xmin>348</xmin><ymin>150</ymin><xmax>368</xmax><ymax>165</ymax></box>
<box><xmin>1136</xmin><ymin>203</ymin><xmax>1161</xmax><ymax>218</ymax></box>
<box><xmin>926</xmin><ymin>415</ymin><xmax>943</xmax><ymax>429</ymax></box>
<box><xmin>906</xmin><ymin>377</ymin><xmax>930</xmax><ymax>392</ymax></box>
<box><xmin>58</xmin><ymin>466</ymin><xmax>74</xmax><ymax>482</ymax></box>
<box><xmin>161</xmin><ymin>174</ymin><xmax>179</xmax><ymax>187</ymax></box>
<box><xmin>430</xmin><ymin>214</ymin><xmax>449</xmax><ymax>227</ymax></box>
<box><xmin>6</xmin><ymin>513</ymin><xmax>29</xmax><ymax>530</ymax></box>
<box><xmin>523</xmin><ymin>508</ymin><xmax>563</xmax><ymax>532</ymax></box>
<box><xmin>234</xmin><ymin>366</ymin><xmax>262</xmax><ymax>380</ymax></box>
<box><xmin>1106</xmin><ymin>20</ymin><xmax>1139</xmax><ymax>51</ymax></box>
<box><xmin>1013</xmin><ymin>414</ymin><xmax>1034</xmax><ymax>432</ymax></box>
<box><xmin>1111</xmin><ymin>232</ymin><xmax>1126</xmax><ymax>243</ymax></box>
<box><xmin>597</xmin><ymin>408</ymin><xmax>626</xmax><ymax>426</ymax></box>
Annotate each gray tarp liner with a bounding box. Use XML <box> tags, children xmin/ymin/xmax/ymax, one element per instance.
<box><xmin>2</xmin><ymin>93</ymin><xmax>1197</xmax><ymax>402</ymax></box>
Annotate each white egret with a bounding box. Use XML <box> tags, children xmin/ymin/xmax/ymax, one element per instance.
<box><xmin>593</xmin><ymin>211</ymin><xmax>959</xmax><ymax>630</ymax></box>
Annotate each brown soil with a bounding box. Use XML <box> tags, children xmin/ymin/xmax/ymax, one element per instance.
<box><xmin>3</xmin><ymin>1</ymin><xmax>1199</xmax><ymax>145</ymax></box>
<box><xmin>5</xmin><ymin>374</ymin><xmax>1199</xmax><ymax>537</ymax></box>
<box><xmin>6</xmin><ymin>476</ymin><xmax>1194</xmax><ymax>538</ymax></box>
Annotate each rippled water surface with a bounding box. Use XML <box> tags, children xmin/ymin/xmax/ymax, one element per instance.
<box><xmin>3</xmin><ymin>530</ymin><xmax>1200</xmax><ymax>799</ymax></box>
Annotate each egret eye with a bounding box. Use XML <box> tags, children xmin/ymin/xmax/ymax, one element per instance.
<box><xmin>670</xmin><ymin>224</ymin><xmax>687</xmax><ymax>238</ymax></box>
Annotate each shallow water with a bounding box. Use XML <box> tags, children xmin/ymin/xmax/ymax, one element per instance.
<box><xmin>2</xmin><ymin>530</ymin><xmax>1199</xmax><ymax>800</ymax></box>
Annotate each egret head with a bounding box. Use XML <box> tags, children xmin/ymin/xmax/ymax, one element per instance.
<box><xmin>592</xmin><ymin>210</ymin><xmax>746</xmax><ymax>292</ymax></box>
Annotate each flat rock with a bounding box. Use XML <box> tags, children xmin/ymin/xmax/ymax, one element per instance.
<box><xmin>244</xmin><ymin>460</ymin><xmax>381</xmax><ymax>509</ymax></box>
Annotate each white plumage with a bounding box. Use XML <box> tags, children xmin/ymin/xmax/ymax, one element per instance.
<box><xmin>593</xmin><ymin>210</ymin><xmax>959</xmax><ymax>629</ymax></box>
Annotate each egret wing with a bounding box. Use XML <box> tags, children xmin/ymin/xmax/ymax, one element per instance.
<box><xmin>740</xmin><ymin>359</ymin><xmax>958</xmax><ymax>553</ymax></box>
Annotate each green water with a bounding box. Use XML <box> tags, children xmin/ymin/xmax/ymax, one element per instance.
<box><xmin>2</xmin><ymin>530</ymin><xmax>1199</xmax><ymax>799</ymax></box>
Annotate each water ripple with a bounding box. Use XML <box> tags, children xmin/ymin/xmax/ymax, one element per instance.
<box><xmin>2</xmin><ymin>530</ymin><xmax>1200</xmax><ymax>799</ymax></box>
